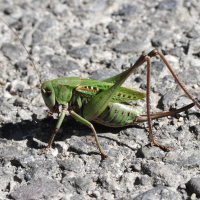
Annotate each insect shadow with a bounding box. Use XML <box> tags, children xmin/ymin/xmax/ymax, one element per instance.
<box><xmin>0</xmin><ymin>115</ymin><xmax>146</xmax><ymax>155</ymax></box>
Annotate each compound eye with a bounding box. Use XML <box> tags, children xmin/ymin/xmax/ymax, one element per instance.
<box><xmin>42</xmin><ymin>88</ymin><xmax>52</xmax><ymax>97</ymax></box>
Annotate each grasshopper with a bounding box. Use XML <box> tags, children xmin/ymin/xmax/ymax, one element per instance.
<box><xmin>1</xmin><ymin>18</ymin><xmax>200</xmax><ymax>158</ymax></box>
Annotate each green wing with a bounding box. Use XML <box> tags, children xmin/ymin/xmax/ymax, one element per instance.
<box><xmin>115</xmin><ymin>86</ymin><xmax>146</xmax><ymax>101</ymax></box>
<box><xmin>77</xmin><ymin>78</ymin><xmax>146</xmax><ymax>102</ymax></box>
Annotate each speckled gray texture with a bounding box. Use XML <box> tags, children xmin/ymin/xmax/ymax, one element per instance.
<box><xmin>0</xmin><ymin>0</ymin><xmax>200</xmax><ymax>199</ymax></box>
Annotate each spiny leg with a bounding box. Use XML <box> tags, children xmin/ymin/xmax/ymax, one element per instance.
<box><xmin>41</xmin><ymin>105</ymin><xmax>68</xmax><ymax>154</ymax></box>
<box><xmin>148</xmin><ymin>49</ymin><xmax>200</xmax><ymax>109</ymax></box>
<box><xmin>69</xmin><ymin>110</ymin><xmax>108</xmax><ymax>158</ymax></box>
<box><xmin>145</xmin><ymin>56</ymin><xmax>173</xmax><ymax>150</ymax></box>
<box><xmin>144</xmin><ymin>49</ymin><xmax>200</xmax><ymax>149</ymax></box>
<box><xmin>137</xmin><ymin>102</ymin><xmax>195</xmax><ymax>123</ymax></box>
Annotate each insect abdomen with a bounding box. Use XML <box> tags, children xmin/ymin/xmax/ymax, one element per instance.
<box><xmin>94</xmin><ymin>102</ymin><xmax>142</xmax><ymax>127</ymax></box>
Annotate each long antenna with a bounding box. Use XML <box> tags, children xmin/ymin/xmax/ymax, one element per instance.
<box><xmin>0</xmin><ymin>18</ymin><xmax>43</xmax><ymax>84</ymax></box>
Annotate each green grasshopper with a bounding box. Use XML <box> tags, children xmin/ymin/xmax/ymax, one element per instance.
<box><xmin>2</xmin><ymin>18</ymin><xmax>199</xmax><ymax>158</ymax></box>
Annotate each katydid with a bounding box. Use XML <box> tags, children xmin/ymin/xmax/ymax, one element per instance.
<box><xmin>1</xmin><ymin>18</ymin><xmax>200</xmax><ymax>158</ymax></box>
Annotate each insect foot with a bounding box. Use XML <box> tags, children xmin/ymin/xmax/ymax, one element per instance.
<box><xmin>150</xmin><ymin>139</ymin><xmax>175</xmax><ymax>151</ymax></box>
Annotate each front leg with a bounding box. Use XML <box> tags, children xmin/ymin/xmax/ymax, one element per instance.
<box><xmin>42</xmin><ymin>104</ymin><xmax>68</xmax><ymax>154</ymax></box>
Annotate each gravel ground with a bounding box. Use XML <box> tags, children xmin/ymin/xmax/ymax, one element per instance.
<box><xmin>0</xmin><ymin>0</ymin><xmax>200</xmax><ymax>199</ymax></box>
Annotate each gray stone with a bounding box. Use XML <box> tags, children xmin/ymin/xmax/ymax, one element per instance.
<box><xmin>151</xmin><ymin>31</ymin><xmax>173</xmax><ymax>47</ymax></box>
<box><xmin>159</xmin><ymin>90</ymin><xmax>176</xmax><ymax>110</ymax></box>
<box><xmin>42</xmin><ymin>54</ymin><xmax>80</xmax><ymax>76</ymax></box>
<box><xmin>89</xmin><ymin>69</ymin><xmax>119</xmax><ymax>81</ymax></box>
<box><xmin>114</xmin><ymin>5</ymin><xmax>138</xmax><ymax>16</ymax></box>
<box><xmin>68</xmin><ymin>46</ymin><xmax>92</xmax><ymax>59</ymax></box>
<box><xmin>162</xmin><ymin>48</ymin><xmax>182</xmax><ymax>57</ymax></box>
<box><xmin>67</xmin><ymin>60</ymin><xmax>81</xmax><ymax>71</ymax></box>
<box><xmin>1</xmin><ymin>43</ymin><xmax>22</xmax><ymax>60</ymax></box>
<box><xmin>17</xmin><ymin>110</ymin><xmax>32</xmax><ymax>121</ymax></box>
<box><xmin>38</xmin><ymin>18</ymin><xmax>57</xmax><ymax>32</ymax></box>
<box><xmin>164</xmin><ymin>150</ymin><xmax>200</xmax><ymax>168</ymax></box>
<box><xmin>89</xmin><ymin>0</ymin><xmax>107</xmax><ymax>12</ymax></box>
<box><xmin>87</xmin><ymin>34</ymin><xmax>105</xmax><ymax>45</ymax></box>
<box><xmin>187</xmin><ymin>178</ymin><xmax>200</xmax><ymax>197</ymax></box>
<box><xmin>59</xmin><ymin>158</ymin><xmax>84</xmax><ymax>172</ymax></box>
<box><xmin>178</xmin><ymin>68</ymin><xmax>200</xmax><ymax>84</ymax></box>
<box><xmin>68</xmin><ymin>135</ymin><xmax>91</xmax><ymax>155</ymax></box>
<box><xmin>74</xmin><ymin>175</ymin><xmax>96</xmax><ymax>191</ymax></box>
<box><xmin>137</xmin><ymin>146</ymin><xmax>165</xmax><ymax>159</ymax></box>
<box><xmin>14</xmin><ymin>98</ymin><xmax>25</xmax><ymax>107</ymax></box>
<box><xmin>150</xmin><ymin>61</ymin><xmax>166</xmax><ymax>79</ymax></box>
<box><xmin>4</xmin><ymin>7</ymin><xmax>14</xmax><ymax>15</ymax></box>
<box><xmin>27</xmin><ymin>75</ymin><xmax>36</xmax><ymax>85</ymax></box>
<box><xmin>52</xmin><ymin>3</ymin><xmax>69</xmax><ymax>17</ymax></box>
<box><xmin>107</xmin><ymin>22</ymin><xmax>119</xmax><ymax>34</ymax></box>
<box><xmin>24</xmin><ymin>160</ymin><xmax>58</xmax><ymax>180</ymax></box>
<box><xmin>32</xmin><ymin>30</ymin><xmax>44</xmax><ymax>45</ymax></box>
<box><xmin>10</xmin><ymin>178</ymin><xmax>61</xmax><ymax>200</ymax></box>
<box><xmin>175</xmin><ymin>96</ymin><xmax>193</xmax><ymax>109</ymax></box>
<box><xmin>64</xmin><ymin>0</ymin><xmax>77</xmax><ymax>7</ymax></box>
<box><xmin>0</xmin><ymin>168</ymin><xmax>14</xmax><ymax>191</ymax></box>
<box><xmin>133</xmin><ymin>186</ymin><xmax>180</xmax><ymax>200</ymax></box>
<box><xmin>157</xmin><ymin>0</ymin><xmax>177</xmax><ymax>11</ymax></box>
<box><xmin>142</xmin><ymin>162</ymin><xmax>182</xmax><ymax>187</ymax></box>
<box><xmin>186</xmin><ymin>28</ymin><xmax>199</xmax><ymax>39</ymax></box>
<box><xmin>15</xmin><ymin>61</ymin><xmax>29</xmax><ymax>70</ymax></box>
<box><xmin>188</xmin><ymin>38</ymin><xmax>200</xmax><ymax>55</ymax></box>
<box><xmin>114</xmin><ymin>40</ymin><xmax>151</xmax><ymax>54</ymax></box>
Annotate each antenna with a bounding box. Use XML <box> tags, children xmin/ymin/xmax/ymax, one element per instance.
<box><xmin>0</xmin><ymin>18</ymin><xmax>43</xmax><ymax>84</ymax></box>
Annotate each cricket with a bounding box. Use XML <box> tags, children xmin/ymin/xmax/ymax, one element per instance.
<box><xmin>1</xmin><ymin>18</ymin><xmax>200</xmax><ymax>158</ymax></box>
